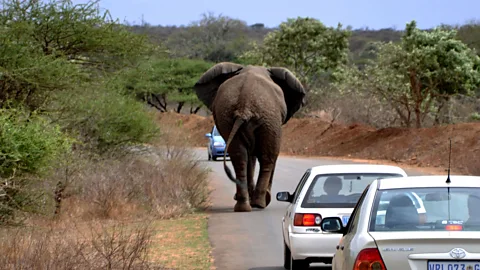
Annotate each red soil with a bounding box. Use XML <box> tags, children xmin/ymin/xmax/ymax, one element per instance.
<box><xmin>155</xmin><ymin>112</ymin><xmax>480</xmax><ymax>175</ymax></box>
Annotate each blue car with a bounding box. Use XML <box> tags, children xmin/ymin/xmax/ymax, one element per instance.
<box><xmin>205</xmin><ymin>125</ymin><xmax>228</xmax><ymax>161</ymax></box>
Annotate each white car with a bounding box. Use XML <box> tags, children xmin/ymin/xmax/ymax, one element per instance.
<box><xmin>321</xmin><ymin>174</ymin><xmax>480</xmax><ymax>270</ymax></box>
<box><xmin>276</xmin><ymin>164</ymin><xmax>408</xmax><ymax>269</ymax></box>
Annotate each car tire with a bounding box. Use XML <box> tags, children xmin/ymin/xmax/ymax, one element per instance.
<box><xmin>212</xmin><ymin>156</ymin><xmax>217</xmax><ymax>161</ymax></box>
<box><xmin>284</xmin><ymin>242</ymin><xmax>291</xmax><ymax>269</ymax></box>
<box><xmin>290</xmin><ymin>251</ymin><xmax>309</xmax><ymax>270</ymax></box>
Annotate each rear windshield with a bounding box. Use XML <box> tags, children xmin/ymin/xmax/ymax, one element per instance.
<box><xmin>369</xmin><ymin>187</ymin><xmax>480</xmax><ymax>232</ymax></box>
<box><xmin>301</xmin><ymin>173</ymin><xmax>404</xmax><ymax>208</ymax></box>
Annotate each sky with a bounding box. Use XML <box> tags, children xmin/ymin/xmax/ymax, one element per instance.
<box><xmin>73</xmin><ymin>0</ymin><xmax>479</xmax><ymax>30</ymax></box>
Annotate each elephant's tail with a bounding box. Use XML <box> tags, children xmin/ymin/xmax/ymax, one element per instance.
<box><xmin>223</xmin><ymin>117</ymin><xmax>247</xmax><ymax>188</ymax></box>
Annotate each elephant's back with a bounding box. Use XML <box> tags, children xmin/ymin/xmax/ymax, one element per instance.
<box><xmin>215</xmin><ymin>72</ymin><xmax>286</xmax><ymax>121</ymax></box>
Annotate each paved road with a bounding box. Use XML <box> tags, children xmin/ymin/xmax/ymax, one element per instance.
<box><xmin>192</xmin><ymin>148</ymin><xmax>431</xmax><ymax>270</ymax></box>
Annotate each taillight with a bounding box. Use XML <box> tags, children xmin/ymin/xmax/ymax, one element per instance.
<box><xmin>446</xmin><ymin>224</ymin><xmax>463</xmax><ymax>231</ymax></box>
<box><xmin>353</xmin><ymin>248</ymin><xmax>386</xmax><ymax>270</ymax></box>
<box><xmin>293</xmin><ymin>213</ymin><xmax>322</xmax><ymax>226</ymax></box>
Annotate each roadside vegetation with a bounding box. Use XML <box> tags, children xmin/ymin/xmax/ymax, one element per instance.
<box><xmin>0</xmin><ymin>0</ymin><xmax>212</xmax><ymax>269</ymax></box>
<box><xmin>132</xmin><ymin>13</ymin><xmax>480</xmax><ymax>129</ymax></box>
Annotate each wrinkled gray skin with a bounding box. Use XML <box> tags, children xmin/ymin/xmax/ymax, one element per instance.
<box><xmin>194</xmin><ymin>62</ymin><xmax>306</xmax><ymax>212</ymax></box>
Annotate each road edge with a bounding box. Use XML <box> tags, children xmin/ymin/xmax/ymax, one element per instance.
<box><xmin>191</xmin><ymin>146</ymin><xmax>448</xmax><ymax>175</ymax></box>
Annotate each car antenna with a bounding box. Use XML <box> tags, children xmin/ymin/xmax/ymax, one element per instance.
<box><xmin>446</xmin><ymin>138</ymin><xmax>452</xmax><ymax>184</ymax></box>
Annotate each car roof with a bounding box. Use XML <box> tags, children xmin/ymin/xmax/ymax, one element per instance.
<box><xmin>377</xmin><ymin>175</ymin><xmax>480</xmax><ymax>190</ymax></box>
<box><xmin>308</xmin><ymin>164</ymin><xmax>408</xmax><ymax>176</ymax></box>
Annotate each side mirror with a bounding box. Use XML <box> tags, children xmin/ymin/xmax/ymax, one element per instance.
<box><xmin>276</xmin><ymin>191</ymin><xmax>293</xmax><ymax>203</ymax></box>
<box><xmin>205</xmin><ymin>133</ymin><xmax>212</xmax><ymax>138</ymax></box>
<box><xmin>320</xmin><ymin>217</ymin><xmax>345</xmax><ymax>234</ymax></box>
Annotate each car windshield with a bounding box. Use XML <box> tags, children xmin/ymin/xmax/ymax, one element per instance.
<box><xmin>301</xmin><ymin>173</ymin><xmax>403</xmax><ymax>208</ymax></box>
<box><xmin>212</xmin><ymin>127</ymin><xmax>220</xmax><ymax>136</ymax></box>
<box><xmin>370</xmin><ymin>187</ymin><xmax>480</xmax><ymax>232</ymax></box>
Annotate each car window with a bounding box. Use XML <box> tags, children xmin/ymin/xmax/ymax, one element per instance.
<box><xmin>346</xmin><ymin>184</ymin><xmax>371</xmax><ymax>234</ymax></box>
<box><xmin>300</xmin><ymin>173</ymin><xmax>403</xmax><ymax>208</ymax></box>
<box><xmin>293</xmin><ymin>170</ymin><xmax>311</xmax><ymax>203</ymax></box>
<box><xmin>212</xmin><ymin>126</ymin><xmax>220</xmax><ymax>136</ymax></box>
<box><xmin>369</xmin><ymin>187</ymin><xmax>480</xmax><ymax>232</ymax></box>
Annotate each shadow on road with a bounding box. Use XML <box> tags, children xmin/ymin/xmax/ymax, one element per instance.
<box><xmin>206</xmin><ymin>207</ymin><xmax>235</xmax><ymax>214</ymax></box>
<box><xmin>207</xmin><ymin>207</ymin><xmax>266</xmax><ymax>214</ymax></box>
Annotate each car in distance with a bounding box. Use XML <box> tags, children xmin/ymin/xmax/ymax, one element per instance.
<box><xmin>276</xmin><ymin>164</ymin><xmax>408</xmax><ymax>269</ymax></box>
<box><xmin>205</xmin><ymin>125</ymin><xmax>228</xmax><ymax>161</ymax></box>
<box><xmin>320</xmin><ymin>175</ymin><xmax>480</xmax><ymax>270</ymax></box>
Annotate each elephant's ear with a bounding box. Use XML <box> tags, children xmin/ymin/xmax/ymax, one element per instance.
<box><xmin>193</xmin><ymin>62</ymin><xmax>244</xmax><ymax>111</ymax></box>
<box><xmin>268</xmin><ymin>67</ymin><xmax>307</xmax><ymax>123</ymax></box>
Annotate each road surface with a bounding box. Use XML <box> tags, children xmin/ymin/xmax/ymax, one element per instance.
<box><xmin>192</xmin><ymin>149</ymin><xmax>431</xmax><ymax>270</ymax></box>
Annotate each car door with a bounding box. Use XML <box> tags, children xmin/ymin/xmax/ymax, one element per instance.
<box><xmin>209</xmin><ymin>126</ymin><xmax>215</xmax><ymax>151</ymax></box>
<box><xmin>283</xmin><ymin>169</ymin><xmax>311</xmax><ymax>245</ymax></box>
<box><xmin>333</xmin><ymin>184</ymin><xmax>371</xmax><ymax>270</ymax></box>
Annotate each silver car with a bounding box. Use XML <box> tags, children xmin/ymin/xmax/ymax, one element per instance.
<box><xmin>276</xmin><ymin>164</ymin><xmax>408</xmax><ymax>269</ymax></box>
<box><xmin>321</xmin><ymin>175</ymin><xmax>480</xmax><ymax>270</ymax></box>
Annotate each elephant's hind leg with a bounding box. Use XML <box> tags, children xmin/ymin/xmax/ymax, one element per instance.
<box><xmin>265</xmin><ymin>162</ymin><xmax>277</xmax><ymax>206</ymax></box>
<box><xmin>250</xmin><ymin>125</ymin><xmax>281</xmax><ymax>209</ymax></box>
<box><xmin>229</xmin><ymin>139</ymin><xmax>252</xmax><ymax>212</ymax></box>
<box><xmin>247</xmin><ymin>155</ymin><xmax>257</xmax><ymax>202</ymax></box>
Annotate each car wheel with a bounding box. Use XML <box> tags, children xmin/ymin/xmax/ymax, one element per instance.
<box><xmin>290</xmin><ymin>252</ymin><xmax>309</xmax><ymax>270</ymax></box>
<box><xmin>212</xmin><ymin>156</ymin><xmax>217</xmax><ymax>161</ymax></box>
<box><xmin>284</xmin><ymin>242</ymin><xmax>291</xmax><ymax>269</ymax></box>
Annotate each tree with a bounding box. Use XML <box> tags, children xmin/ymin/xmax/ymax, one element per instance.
<box><xmin>239</xmin><ymin>17</ymin><xmax>351</xmax><ymax>91</ymax></box>
<box><xmin>0</xmin><ymin>0</ymin><xmax>155</xmax><ymax>111</ymax></box>
<box><xmin>165</xmin><ymin>12</ymin><xmax>251</xmax><ymax>62</ymax></box>
<box><xmin>352</xmin><ymin>20</ymin><xmax>480</xmax><ymax>128</ymax></box>
<box><xmin>121</xmin><ymin>58</ymin><xmax>214</xmax><ymax>113</ymax></box>
<box><xmin>0</xmin><ymin>0</ymin><xmax>161</xmax><ymax>221</ymax></box>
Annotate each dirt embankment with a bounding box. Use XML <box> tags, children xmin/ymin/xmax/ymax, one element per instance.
<box><xmin>155</xmin><ymin>112</ymin><xmax>480</xmax><ymax>175</ymax></box>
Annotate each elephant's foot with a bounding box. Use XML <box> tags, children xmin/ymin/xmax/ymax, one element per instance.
<box><xmin>251</xmin><ymin>192</ymin><xmax>267</xmax><ymax>209</ymax></box>
<box><xmin>234</xmin><ymin>192</ymin><xmax>252</xmax><ymax>212</ymax></box>
<box><xmin>234</xmin><ymin>201</ymin><xmax>252</xmax><ymax>212</ymax></box>
<box><xmin>251</xmin><ymin>190</ymin><xmax>271</xmax><ymax>209</ymax></box>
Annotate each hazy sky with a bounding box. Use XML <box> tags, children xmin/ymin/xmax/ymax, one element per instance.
<box><xmin>73</xmin><ymin>0</ymin><xmax>479</xmax><ymax>29</ymax></box>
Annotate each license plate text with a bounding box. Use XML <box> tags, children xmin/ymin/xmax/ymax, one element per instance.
<box><xmin>428</xmin><ymin>261</ymin><xmax>480</xmax><ymax>270</ymax></box>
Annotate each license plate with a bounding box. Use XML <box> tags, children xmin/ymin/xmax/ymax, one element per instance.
<box><xmin>342</xmin><ymin>216</ymin><xmax>350</xmax><ymax>226</ymax></box>
<box><xmin>428</xmin><ymin>261</ymin><xmax>480</xmax><ymax>270</ymax></box>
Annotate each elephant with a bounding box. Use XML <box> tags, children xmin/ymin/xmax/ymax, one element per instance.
<box><xmin>193</xmin><ymin>62</ymin><xmax>306</xmax><ymax>212</ymax></box>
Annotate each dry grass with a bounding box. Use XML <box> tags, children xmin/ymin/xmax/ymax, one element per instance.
<box><xmin>0</xmin><ymin>137</ymin><xmax>214</xmax><ymax>269</ymax></box>
<box><xmin>54</xmin><ymin>145</ymin><xmax>212</xmax><ymax>221</ymax></box>
<box><xmin>0</xmin><ymin>219</ymin><xmax>162</xmax><ymax>269</ymax></box>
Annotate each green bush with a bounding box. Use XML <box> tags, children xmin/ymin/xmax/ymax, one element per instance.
<box><xmin>471</xmin><ymin>112</ymin><xmax>480</xmax><ymax>121</ymax></box>
<box><xmin>0</xmin><ymin>108</ymin><xmax>73</xmax><ymax>222</ymax></box>
<box><xmin>54</xmin><ymin>83</ymin><xmax>160</xmax><ymax>153</ymax></box>
<box><xmin>0</xmin><ymin>109</ymin><xmax>73</xmax><ymax>178</ymax></box>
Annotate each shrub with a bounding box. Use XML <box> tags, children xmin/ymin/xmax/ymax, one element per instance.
<box><xmin>52</xmin><ymin>82</ymin><xmax>160</xmax><ymax>154</ymax></box>
<box><xmin>0</xmin><ymin>108</ymin><xmax>73</xmax><ymax>223</ymax></box>
<box><xmin>60</xmin><ymin>145</ymin><xmax>211</xmax><ymax>220</ymax></box>
<box><xmin>0</xmin><ymin>219</ymin><xmax>161</xmax><ymax>269</ymax></box>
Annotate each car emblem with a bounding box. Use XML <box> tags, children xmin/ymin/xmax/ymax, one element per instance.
<box><xmin>449</xmin><ymin>248</ymin><xmax>467</xmax><ymax>259</ymax></box>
